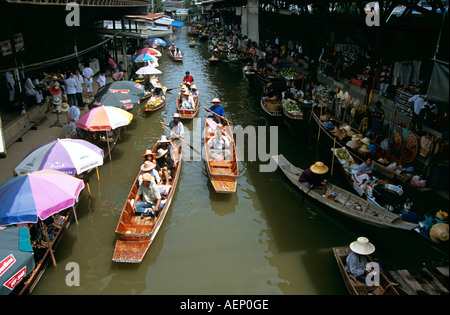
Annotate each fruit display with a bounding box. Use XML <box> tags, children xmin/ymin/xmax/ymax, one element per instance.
<box><xmin>282</xmin><ymin>99</ymin><xmax>303</xmax><ymax>116</ymax></box>
<box><xmin>436</xmin><ymin>210</ymin><xmax>448</xmax><ymax>220</ymax></box>
<box><xmin>145</xmin><ymin>97</ymin><xmax>162</xmax><ymax>108</ymax></box>
<box><xmin>279</xmin><ymin>67</ymin><xmax>298</xmax><ymax>78</ymax></box>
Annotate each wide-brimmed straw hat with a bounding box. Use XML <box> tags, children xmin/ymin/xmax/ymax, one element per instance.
<box><xmin>140</xmin><ymin>161</ymin><xmax>156</xmax><ymax>172</ymax></box>
<box><xmin>430</xmin><ymin>223</ymin><xmax>449</xmax><ymax>243</ymax></box>
<box><xmin>157</xmin><ymin>135</ymin><xmax>170</xmax><ymax>143</ymax></box>
<box><xmin>350</xmin><ymin>237</ymin><xmax>375</xmax><ymax>255</ymax></box>
<box><xmin>347</xmin><ymin>140</ymin><xmax>361</xmax><ymax>149</ymax></box>
<box><xmin>361</xmin><ymin>137</ymin><xmax>371</xmax><ymax>145</ymax></box>
<box><xmin>358</xmin><ymin>144</ymin><xmax>371</xmax><ymax>153</ymax></box>
<box><xmin>142</xmin><ymin>149</ymin><xmax>155</xmax><ymax>158</ymax></box>
<box><xmin>191</xmin><ymin>85</ymin><xmax>197</xmax><ymax>90</ymax></box>
<box><xmin>347</xmin><ymin>130</ymin><xmax>356</xmax><ymax>137</ymax></box>
<box><xmin>60</xmin><ymin>103</ymin><xmax>70</xmax><ymax>112</ymax></box>
<box><xmin>211</xmin><ymin>98</ymin><xmax>221</xmax><ymax>103</ymax></box>
<box><xmin>142</xmin><ymin>173</ymin><xmax>155</xmax><ymax>182</ymax></box>
<box><xmin>310</xmin><ymin>161</ymin><xmax>329</xmax><ymax>175</ymax></box>
<box><xmin>173</xmin><ymin>113</ymin><xmax>180</xmax><ymax>118</ymax></box>
<box><xmin>156</xmin><ymin>148</ymin><xmax>168</xmax><ymax>158</ymax></box>
<box><xmin>343</xmin><ymin>125</ymin><xmax>351</xmax><ymax>132</ymax></box>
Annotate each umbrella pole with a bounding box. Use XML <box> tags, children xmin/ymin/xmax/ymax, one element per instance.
<box><xmin>107</xmin><ymin>131</ymin><xmax>112</xmax><ymax>162</ymax></box>
<box><xmin>41</xmin><ymin>221</ymin><xmax>57</xmax><ymax>267</ymax></box>
<box><xmin>72</xmin><ymin>205</ymin><xmax>79</xmax><ymax>225</ymax></box>
<box><xmin>96</xmin><ymin>167</ymin><xmax>100</xmax><ymax>181</ymax></box>
<box><xmin>86</xmin><ymin>182</ymin><xmax>91</xmax><ymax>197</ymax></box>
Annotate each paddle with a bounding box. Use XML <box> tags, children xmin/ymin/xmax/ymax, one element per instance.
<box><xmin>160</xmin><ymin>122</ymin><xmax>202</xmax><ymax>155</ymax></box>
<box><xmin>302</xmin><ymin>184</ymin><xmax>315</xmax><ymax>201</ymax></box>
<box><xmin>203</xmin><ymin>106</ymin><xmax>233</xmax><ymax>125</ymax></box>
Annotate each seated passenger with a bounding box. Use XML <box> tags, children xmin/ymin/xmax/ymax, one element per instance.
<box><xmin>181</xmin><ymin>91</ymin><xmax>195</xmax><ymax>110</ymax></box>
<box><xmin>155</xmin><ymin>148</ymin><xmax>175</xmax><ymax>184</ymax></box>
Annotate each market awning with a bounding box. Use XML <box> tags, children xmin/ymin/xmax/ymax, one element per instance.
<box><xmin>427</xmin><ymin>59</ymin><xmax>449</xmax><ymax>104</ymax></box>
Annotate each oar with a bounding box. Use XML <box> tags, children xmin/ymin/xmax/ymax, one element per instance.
<box><xmin>302</xmin><ymin>184</ymin><xmax>315</xmax><ymax>201</ymax></box>
<box><xmin>160</xmin><ymin>122</ymin><xmax>201</xmax><ymax>155</ymax></box>
<box><xmin>203</xmin><ymin>106</ymin><xmax>233</xmax><ymax>125</ymax></box>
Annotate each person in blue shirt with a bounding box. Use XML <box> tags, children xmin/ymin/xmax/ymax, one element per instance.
<box><xmin>209</xmin><ymin>98</ymin><xmax>227</xmax><ymax>125</ymax></box>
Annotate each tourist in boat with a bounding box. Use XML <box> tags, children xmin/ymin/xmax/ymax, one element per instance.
<box><xmin>207</xmin><ymin>127</ymin><xmax>232</xmax><ymax>161</ymax></box>
<box><xmin>209</xmin><ymin>98</ymin><xmax>227</xmax><ymax>125</ymax></box>
<box><xmin>353</xmin><ymin>157</ymin><xmax>374</xmax><ymax>184</ymax></box>
<box><xmin>142</xmin><ymin>149</ymin><xmax>156</xmax><ymax>163</ymax></box>
<box><xmin>138</xmin><ymin>161</ymin><xmax>161</xmax><ymax>185</ymax></box>
<box><xmin>134</xmin><ymin>173</ymin><xmax>163</xmax><ymax>219</ymax></box>
<box><xmin>155</xmin><ymin>148</ymin><xmax>175</xmax><ymax>185</ymax></box>
<box><xmin>166</xmin><ymin>113</ymin><xmax>184</xmax><ymax>140</ymax></box>
<box><xmin>169</xmin><ymin>43</ymin><xmax>176</xmax><ymax>55</ymax></box>
<box><xmin>181</xmin><ymin>91</ymin><xmax>195</xmax><ymax>110</ymax></box>
<box><xmin>345</xmin><ymin>237</ymin><xmax>381</xmax><ymax>284</ymax></box>
<box><xmin>183</xmin><ymin>71</ymin><xmax>194</xmax><ymax>84</ymax></box>
<box><xmin>190</xmin><ymin>84</ymin><xmax>199</xmax><ymax>102</ymax></box>
<box><xmin>175</xmin><ymin>48</ymin><xmax>182</xmax><ymax>58</ymax></box>
<box><xmin>155</xmin><ymin>135</ymin><xmax>173</xmax><ymax>157</ymax></box>
<box><xmin>298</xmin><ymin>161</ymin><xmax>328</xmax><ymax>189</ymax></box>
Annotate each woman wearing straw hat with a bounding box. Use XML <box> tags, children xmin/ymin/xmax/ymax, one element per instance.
<box><xmin>208</xmin><ymin>98</ymin><xmax>227</xmax><ymax>125</ymax></box>
<box><xmin>345</xmin><ymin>237</ymin><xmax>376</xmax><ymax>283</ymax></box>
<box><xmin>298</xmin><ymin>161</ymin><xmax>329</xmax><ymax>189</ymax></box>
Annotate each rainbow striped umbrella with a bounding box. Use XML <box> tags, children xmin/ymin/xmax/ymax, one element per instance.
<box><xmin>76</xmin><ymin>106</ymin><xmax>133</xmax><ymax>131</ymax></box>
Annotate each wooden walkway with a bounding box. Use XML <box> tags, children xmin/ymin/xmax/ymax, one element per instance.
<box><xmin>387</xmin><ymin>267</ymin><xmax>449</xmax><ymax>295</ymax></box>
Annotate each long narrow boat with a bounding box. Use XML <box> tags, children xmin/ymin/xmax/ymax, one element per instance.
<box><xmin>203</xmin><ymin>118</ymin><xmax>239</xmax><ymax>193</ymax></box>
<box><xmin>176</xmin><ymin>92</ymin><xmax>199</xmax><ymax>119</ymax></box>
<box><xmin>168</xmin><ymin>49</ymin><xmax>183</xmax><ymax>62</ymax></box>
<box><xmin>112</xmin><ymin>139</ymin><xmax>182</xmax><ymax>263</ymax></box>
<box><xmin>143</xmin><ymin>88</ymin><xmax>167</xmax><ymax>112</ymax></box>
<box><xmin>333</xmin><ymin>246</ymin><xmax>400</xmax><ymax>295</ymax></box>
<box><xmin>261</xmin><ymin>96</ymin><xmax>283</xmax><ymax>124</ymax></box>
<box><xmin>81</xmin><ymin>128</ymin><xmax>121</xmax><ymax>161</ymax></box>
<box><xmin>13</xmin><ymin>207</ymin><xmax>76</xmax><ymax>294</ymax></box>
<box><xmin>311</xmin><ymin>108</ymin><xmax>411</xmax><ymax>184</ymax></box>
<box><xmin>281</xmin><ymin>99</ymin><xmax>306</xmax><ymax>130</ymax></box>
<box><xmin>274</xmin><ymin>154</ymin><xmax>418</xmax><ymax>230</ymax></box>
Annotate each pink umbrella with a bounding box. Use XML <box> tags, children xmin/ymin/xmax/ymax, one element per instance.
<box><xmin>136</xmin><ymin>47</ymin><xmax>161</xmax><ymax>57</ymax></box>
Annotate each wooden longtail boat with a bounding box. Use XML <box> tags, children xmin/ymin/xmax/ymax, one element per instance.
<box><xmin>311</xmin><ymin>109</ymin><xmax>411</xmax><ymax>184</ymax></box>
<box><xmin>203</xmin><ymin>118</ymin><xmax>239</xmax><ymax>193</ymax></box>
<box><xmin>13</xmin><ymin>207</ymin><xmax>76</xmax><ymax>295</ymax></box>
<box><xmin>333</xmin><ymin>246</ymin><xmax>400</xmax><ymax>295</ymax></box>
<box><xmin>112</xmin><ymin>139</ymin><xmax>182</xmax><ymax>263</ymax></box>
<box><xmin>168</xmin><ymin>49</ymin><xmax>183</xmax><ymax>62</ymax></box>
<box><xmin>189</xmin><ymin>40</ymin><xmax>196</xmax><ymax>47</ymax></box>
<box><xmin>176</xmin><ymin>92</ymin><xmax>199</xmax><ymax>119</ymax></box>
<box><xmin>282</xmin><ymin>99</ymin><xmax>306</xmax><ymax>130</ymax></box>
<box><xmin>143</xmin><ymin>89</ymin><xmax>167</xmax><ymax>112</ymax></box>
<box><xmin>274</xmin><ymin>154</ymin><xmax>418</xmax><ymax>230</ymax></box>
<box><xmin>261</xmin><ymin>96</ymin><xmax>283</xmax><ymax>124</ymax></box>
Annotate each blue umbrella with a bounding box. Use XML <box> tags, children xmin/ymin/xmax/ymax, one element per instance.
<box><xmin>0</xmin><ymin>226</ymin><xmax>35</xmax><ymax>295</ymax></box>
<box><xmin>132</xmin><ymin>54</ymin><xmax>154</xmax><ymax>63</ymax></box>
<box><xmin>149</xmin><ymin>38</ymin><xmax>167</xmax><ymax>47</ymax></box>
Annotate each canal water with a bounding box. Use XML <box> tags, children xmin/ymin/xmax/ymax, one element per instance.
<box><xmin>33</xmin><ymin>28</ymin><xmax>448</xmax><ymax>295</ymax></box>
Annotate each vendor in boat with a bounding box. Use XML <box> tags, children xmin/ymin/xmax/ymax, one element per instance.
<box><xmin>155</xmin><ymin>148</ymin><xmax>175</xmax><ymax>185</ymax></box>
<box><xmin>298</xmin><ymin>161</ymin><xmax>328</xmax><ymax>189</ymax></box>
<box><xmin>209</xmin><ymin>98</ymin><xmax>227</xmax><ymax>125</ymax></box>
<box><xmin>263</xmin><ymin>82</ymin><xmax>277</xmax><ymax>102</ymax></box>
<box><xmin>167</xmin><ymin>113</ymin><xmax>184</xmax><ymax>140</ymax></box>
<box><xmin>345</xmin><ymin>237</ymin><xmax>379</xmax><ymax>284</ymax></box>
<box><xmin>353</xmin><ymin>157</ymin><xmax>374</xmax><ymax>184</ymax></box>
<box><xmin>135</xmin><ymin>173</ymin><xmax>163</xmax><ymax>219</ymax></box>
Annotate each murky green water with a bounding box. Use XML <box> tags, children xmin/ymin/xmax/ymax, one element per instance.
<box><xmin>33</xmin><ymin>28</ymin><xmax>447</xmax><ymax>295</ymax></box>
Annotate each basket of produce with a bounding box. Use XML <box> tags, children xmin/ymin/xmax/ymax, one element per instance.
<box><xmin>282</xmin><ymin>99</ymin><xmax>303</xmax><ymax>118</ymax></box>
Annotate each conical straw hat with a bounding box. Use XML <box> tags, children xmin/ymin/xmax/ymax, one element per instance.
<box><xmin>310</xmin><ymin>161</ymin><xmax>329</xmax><ymax>174</ymax></box>
<box><xmin>350</xmin><ymin>237</ymin><xmax>375</xmax><ymax>255</ymax></box>
<box><xmin>430</xmin><ymin>223</ymin><xmax>449</xmax><ymax>243</ymax></box>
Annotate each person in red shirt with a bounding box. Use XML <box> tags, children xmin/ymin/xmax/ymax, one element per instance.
<box><xmin>183</xmin><ymin>71</ymin><xmax>194</xmax><ymax>84</ymax></box>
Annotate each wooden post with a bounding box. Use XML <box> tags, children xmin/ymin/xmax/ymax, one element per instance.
<box><xmin>317</xmin><ymin>105</ymin><xmax>323</xmax><ymax>141</ymax></box>
<box><xmin>331</xmin><ymin>137</ymin><xmax>336</xmax><ymax>175</ymax></box>
<box><xmin>106</xmin><ymin>131</ymin><xmax>112</xmax><ymax>162</ymax></box>
<box><xmin>72</xmin><ymin>205</ymin><xmax>78</xmax><ymax>225</ymax></box>
<box><xmin>42</xmin><ymin>222</ymin><xmax>56</xmax><ymax>267</ymax></box>
<box><xmin>96</xmin><ymin>167</ymin><xmax>100</xmax><ymax>181</ymax></box>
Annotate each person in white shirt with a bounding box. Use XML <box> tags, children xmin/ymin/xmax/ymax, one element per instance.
<box><xmin>67</xmin><ymin>103</ymin><xmax>81</xmax><ymax>137</ymax></box>
<box><xmin>82</xmin><ymin>63</ymin><xmax>94</xmax><ymax>97</ymax></box>
<box><xmin>96</xmin><ymin>70</ymin><xmax>106</xmax><ymax>89</ymax></box>
<box><xmin>74</xmin><ymin>69</ymin><xmax>84</xmax><ymax>108</ymax></box>
<box><xmin>181</xmin><ymin>91</ymin><xmax>195</xmax><ymax>110</ymax></box>
<box><xmin>64</xmin><ymin>72</ymin><xmax>78</xmax><ymax>107</ymax></box>
<box><xmin>408</xmin><ymin>94</ymin><xmax>425</xmax><ymax>131</ymax></box>
<box><xmin>24</xmin><ymin>74</ymin><xmax>43</xmax><ymax>104</ymax></box>
<box><xmin>5</xmin><ymin>71</ymin><xmax>15</xmax><ymax>103</ymax></box>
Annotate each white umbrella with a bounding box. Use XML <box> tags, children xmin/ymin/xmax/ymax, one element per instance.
<box><xmin>136</xmin><ymin>65</ymin><xmax>162</xmax><ymax>75</ymax></box>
